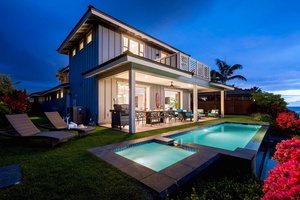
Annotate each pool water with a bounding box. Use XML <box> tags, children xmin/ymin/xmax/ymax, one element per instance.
<box><xmin>169</xmin><ymin>123</ymin><xmax>262</xmax><ymax>151</ymax></box>
<box><xmin>114</xmin><ymin>142</ymin><xmax>196</xmax><ymax>171</ymax></box>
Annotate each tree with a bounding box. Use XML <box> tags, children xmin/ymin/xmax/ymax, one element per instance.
<box><xmin>252</xmin><ymin>91</ymin><xmax>287</xmax><ymax>117</ymax></box>
<box><xmin>0</xmin><ymin>73</ymin><xmax>15</xmax><ymax>97</ymax></box>
<box><xmin>56</xmin><ymin>67</ymin><xmax>69</xmax><ymax>84</ymax></box>
<box><xmin>210</xmin><ymin>59</ymin><xmax>247</xmax><ymax>84</ymax></box>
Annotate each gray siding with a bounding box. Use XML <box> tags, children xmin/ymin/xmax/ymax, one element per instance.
<box><xmin>69</xmin><ymin>28</ymin><xmax>99</xmax><ymax>121</ymax></box>
<box><xmin>98</xmin><ymin>25</ymin><xmax>122</xmax><ymax>64</ymax></box>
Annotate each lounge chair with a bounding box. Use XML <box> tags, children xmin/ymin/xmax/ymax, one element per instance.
<box><xmin>207</xmin><ymin>109</ymin><xmax>219</xmax><ymax>117</ymax></box>
<box><xmin>40</xmin><ymin>112</ymin><xmax>95</xmax><ymax>137</ymax></box>
<box><xmin>2</xmin><ymin>114</ymin><xmax>75</xmax><ymax>147</ymax></box>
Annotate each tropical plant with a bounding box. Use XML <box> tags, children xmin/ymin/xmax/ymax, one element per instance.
<box><xmin>210</xmin><ymin>59</ymin><xmax>247</xmax><ymax>84</ymax></box>
<box><xmin>169</xmin><ymin>97</ymin><xmax>178</xmax><ymax>109</ymax></box>
<box><xmin>56</xmin><ymin>67</ymin><xmax>69</xmax><ymax>84</ymax></box>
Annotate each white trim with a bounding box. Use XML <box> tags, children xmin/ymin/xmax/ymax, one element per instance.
<box><xmin>127</xmin><ymin>56</ymin><xmax>192</xmax><ymax>78</ymax></box>
<box><xmin>210</xmin><ymin>82</ymin><xmax>235</xmax><ymax>90</ymax></box>
<box><xmin>83</xmin><ymin>54</ymin><xmax>193</xmax><ymax>79</ymax></box>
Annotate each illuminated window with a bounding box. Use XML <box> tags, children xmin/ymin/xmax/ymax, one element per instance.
<box><xmin>72</xmin><ymin>48</ymin><xmax>76</xmax><ymax>57</ymax></box>
<box><xmin>56</xmin><ymin>92</ymin><xmax>59</xmax><ymax>99</ymax></box>
<box><xmin>129</xmin><ymin>40</ymin><xmax>138</xmax><ymax>55</ymax></box>
<box><xmin>123</xmin><ymin>37</ymin><xmax>128</xmax><ymax>51</ymax></box>
<box><xmin>60</xmin><ymin>90</ymin><xmax>64</xmax><ymax>98</ymax></box>
<box><xmin>87</xmin><ymin>32</ymin><xmax>92</xmax><ymax>44</ymax></box>
<box><xmin>139</xmin><ymin>44</ymin><xmax>144</xmax><ymax>56</ymax></box>
<box><xmin>79</xmin><ymin>40</ymin><xmax>84</xmax><ymax>50</ymax></box>
<box><xmin>161</xmin><ymin>51</ymin><xmax>168</xmax><ymax>58</ymax></box>
<box><xmin>49</xmin><ymin>96</ymin><xmax>51</xmax><ymax>100</ymax></box>
<box><xmin>123</xmin><ymin>36</ymin><xmax>144</xmax><ymax>57</ymax></box>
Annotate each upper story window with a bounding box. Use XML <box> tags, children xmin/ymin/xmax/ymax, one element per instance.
<box><xmin>72</xmin><ymin>48</ymin><xmax>76</xmax><ymax>57</ymax></box>
<box><xmin>60</xmin><ymin>90</ymin><xmax>64</xmax><ymax>98</ymax></box>
<box><xmin>123</xmin><ymin>36</ymin><xmax>144</xmax><ymax>57</ymax></box>
<box><xmin>79</xmin><ymin>40</ymin><xmax>84</xmax><ymax>51</ymax></box>
<box><xmin>87</xmin><ymin>32</ymin><xmax>92</xmax><ymax>44</ymax></box>
<box><xmin>56</xmin><ymin>92</ymin><xmax>59</xmax><ymax>99</ymax></box>
<box><xmin>161</xmin><ymin>51</ymin><xmax>168</xmax><ymax>58</ymax></box>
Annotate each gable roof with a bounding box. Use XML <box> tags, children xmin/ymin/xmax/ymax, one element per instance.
<box><xmin>57</xmin><ymin>5</ymin><xmax>182</xmax><ymax>55</ymax></box>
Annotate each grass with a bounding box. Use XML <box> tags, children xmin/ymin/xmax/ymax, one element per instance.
<box><xmin>0</xmin><ymin>115</ymin><xmax>261</xmax><ymax>200</ymax></box>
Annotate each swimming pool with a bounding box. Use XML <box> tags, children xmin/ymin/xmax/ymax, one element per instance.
<box><xmin>114</xmin><ymin>142</ymin><xmax>196</xmax><ymax>171</ymax></box>
<box><xmin>169</xmin><ymin>123</ymin><xmax>262</xmax><ymax>151</ymax></box>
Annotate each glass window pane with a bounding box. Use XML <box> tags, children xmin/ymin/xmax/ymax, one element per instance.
<box><xmin>129</xmin><ymin>40</ymin><xmax>138</xmax><ymax>55</ymax></box>
<box><xmin>87</xmin><ymin>33</ymin><xmax>92</xmax><ymax>44</ymax></box>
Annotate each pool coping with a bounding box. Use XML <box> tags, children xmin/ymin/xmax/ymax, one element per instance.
<box><xmin>88</xmin><ymin>121</ymin><xmax>269</xmax><ymax>198</ymax></box>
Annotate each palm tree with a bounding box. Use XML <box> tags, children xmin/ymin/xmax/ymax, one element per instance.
<box><xmin>210</xmin><ymin>59</ymin><xmax>247</xmax><ymax>84</ymax></box>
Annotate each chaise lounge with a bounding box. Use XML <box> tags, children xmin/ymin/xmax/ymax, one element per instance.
<box><xmin>40</xmin><ymin>112</ymin><xmax>95</xmax><ymax>137</ymax></box>
<box><xmin>207</xmin><ymin>109</ymin><xmax>219</xmax><ymax>117</ymax></box>
<box><xmin>2</xmin><ymin>114</ymin><xmax>75</xmax><ymax>147</ymax></box>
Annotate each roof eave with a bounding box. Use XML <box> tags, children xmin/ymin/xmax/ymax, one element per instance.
<box><xmin>56</xmin><ymin>6</ymin><xmax>93</xmax><ymax>54</ymax></box>
<box><xmin>210</xmin><ymin>82</ymin><xmax>235</xmax><ymax>91</ymax></box>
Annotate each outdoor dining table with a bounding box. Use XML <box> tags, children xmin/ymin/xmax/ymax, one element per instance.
<box><xmin>143</xmin><ymin>110</ymin><xmax>167</xmax><ymax>124</ymax></box>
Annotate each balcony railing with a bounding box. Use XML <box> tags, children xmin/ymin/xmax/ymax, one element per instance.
<box><xmin>155</xmin><ymin>52</ymin><xmax>210</xmax><ymax>81</ymax></box>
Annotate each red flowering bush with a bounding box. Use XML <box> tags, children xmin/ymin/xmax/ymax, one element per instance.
<box><xmin>262</xmin><ymin>160</ymin><xmax>300</xmax><ymax>200</ymax></box>
<box><xmin>273</xmin><ymin>138</ymin><xmax>300</xmax><ymax>164</ymax></box>
<box><xmin>1</xmin><ymin>89</ymin><xmax>31</xmax><ymax>114</ymax></box>
<box><xmin>262</xmin><ymin>138</ymin><xmax>300</xmax><ymax>199</ymax></box>
<box><xmin>276</xmin><ymin>112</ymin><xmax>300</xmax><ymax>134</ymax></box>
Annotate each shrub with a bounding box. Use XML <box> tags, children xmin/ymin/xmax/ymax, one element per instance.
<box><xmin>273</xmin><ymin>137</ymin><xmax>300</xmax><ymax>164</ymax></box>
<box><xmin>262</xmin><ymin>138</ymin><xmax>300</xmax><ymax>199</ymax></box>
<box><xmin>262</xmin><ymin>161</ymin><xmax>300</xmax><ymax>200</ymax></box>
<box><xmin>168</xmin><ymin>175</ymin><xmax>263</xmax><ymax>200</ymax></box>
<box><xmin>251</xmin><ymin>92</ymin><xmax>287</xmax><ymax>118</ymax></box>
<box><xmin>276</xmin><ymin>112</ymin><xmax>300</xmax><ymax>135</ymax></box>
<box><xmin>1</xmin><ymin>89</ymin><xmax>31</xmax><ymax>114</ymax></box>
<box><xmin>0</xmin><ymin>101</ymin><xmax>11</xmax><ymax>130</ymax></box>
<box><xmin>252</xmin><ymin>113</ymin><xmax>273</xmax><ymax>122</ymax></box>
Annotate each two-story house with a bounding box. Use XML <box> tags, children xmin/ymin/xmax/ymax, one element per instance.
<box><xmin>56</xmin><ymin>5</ymin><xmax>233</xmax><ymax>133</ymax></box>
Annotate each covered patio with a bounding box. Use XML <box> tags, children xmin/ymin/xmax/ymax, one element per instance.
<box><xmin>83</xmin><ymin>51</ymin><xmax>233</xmax><ymax>133</ymax></box>
<box><xmin>100</xmin><ymin>115</ymin><xmax>216</xmax><ymax>133</ymax></box>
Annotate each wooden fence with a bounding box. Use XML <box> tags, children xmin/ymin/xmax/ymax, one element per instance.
<box><xmin>198</xmin><ymin>100</ymin><xmax>253</xmax><ymax>115</ymax></box>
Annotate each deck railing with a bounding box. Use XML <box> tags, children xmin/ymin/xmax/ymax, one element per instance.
<box><xmin>155</xmin><ymin>52</ymin><xmax>210</xmax><ymax>81</ymax></box>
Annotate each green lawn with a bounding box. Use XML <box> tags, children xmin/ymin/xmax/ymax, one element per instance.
<box><xmin>0</xmin><ymin>115</ymin><xmax>261</xmax><ymax>200</ymax></box>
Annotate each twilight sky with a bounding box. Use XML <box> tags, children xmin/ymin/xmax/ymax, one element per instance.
<box><xmin>1</xmin><ymin>0</ymin><xmax>300</xmax><ymax>106</ymax></box>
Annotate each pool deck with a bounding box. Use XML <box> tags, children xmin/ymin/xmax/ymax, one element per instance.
<box><xmin>88</xmin><ymin>122</ymin><xmax>269</xmax><ymax>198</ymax></box>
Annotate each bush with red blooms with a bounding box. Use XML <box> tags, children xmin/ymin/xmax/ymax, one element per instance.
<box><xmin>273</xmin><ymin>138</ymin><xmax>300</xmax><ymax>164</ymax></box>
<box><xmin>1</xmin><ymin>89</ymin><xmax>31</xmax><ymax>114</ymax></box>
<box><xmin>276</xmin><ymin>112</ymin><xmax>300</xmax><ymax>134</ymax></box>
<box><xmin>262</xmin><ymin>138</ymin><xmax>300</xmax><ymax>200</ymax></box>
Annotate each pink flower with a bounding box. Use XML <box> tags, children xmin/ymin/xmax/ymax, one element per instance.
<box><xmin>262</xmin><ymin>138</ymin><xmax>300</xmax><ymax>199</ymax></box>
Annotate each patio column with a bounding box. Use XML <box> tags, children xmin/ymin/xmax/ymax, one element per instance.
<box><xmin>220</xmin><ymin>90</ymin><xmax>225</xmax><ymax>118</ymax></box>
<box><xmin>193</xmin><ymin>84</ymin><xmax>198</xmax><ymax>122</ymax></box>
<box><xmin>129</xmin><ymin>69</ymin><xmax>136</xmax><ymax>133</ymax></box>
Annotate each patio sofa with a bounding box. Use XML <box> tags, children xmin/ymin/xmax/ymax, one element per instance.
<box><xmin>177</xmin><ymin>109</ymin><xmax>193</xmax><ymax>121</ymax></box>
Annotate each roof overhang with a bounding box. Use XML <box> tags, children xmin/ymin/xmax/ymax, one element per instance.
<box><xmin>41</xmin><ymin>83</ymin><xmax>70</xmax><ymax>96</ymax></box>
<box><xmin>82</xmin><ymin>52</ymin><xmax>193</xmax><ymax>80</ymax></box>
<box><xmin>209</xmin><ymin>82</ymin><xmax>235</xmax><ymax>91</ymax></box>
<box><xmin>57</xmin><ymin>5</ymin><xmax>181</xmax><ymax>55</ymax></box>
